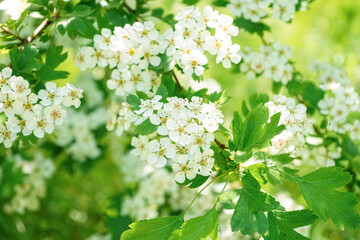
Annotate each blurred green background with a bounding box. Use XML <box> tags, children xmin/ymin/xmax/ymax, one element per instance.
<box><xmin>0</xmin><ymin>0</ymin><xmax>360</xmax><ymax>239</ymax></box>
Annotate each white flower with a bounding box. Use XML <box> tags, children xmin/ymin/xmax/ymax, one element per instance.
<box><xmin>9</xmin><ymin>76</ymin><xmax>31</xmax><ymax>96</ymax></box>
<box><xmin>182</xmin><ymin>49</ymin><xmax>208</xmax><ymax>76</ymax></box>
<box><xmin>0</xmin><ymin>92</ymin><xmax>17</xmax><ymax>117</ymax></box>
<box><xmin>147</xmin><ymin>138</ymin><xmax>176</xmax><ymax>167</ymax></box>
<box><xmin>44</xmin><ymin>105</ymin><xmax>67</xmax><ymax>125</ymax></box>
<box><xmin>28</xmin><ymin>116</ymin><xmax>54</xmax><ymax>138</ymax></box>
<box><xmin>75</xmin><ymin>47</ymin><xmax>97</xmax><ymax>71</ymax></box>
<box><xmin>0</xmin><ymin>123</ymin><xmax>17</xmax><ymax>148</ymax></box>
<box><xmin>13</xmin><ymin>93</ymin><xmax>41</xmax><ymax>120</ymax></box>
<box><xmin>62</xmin><ymin>84</ymin><xmax>83</xmax><ymax>108</ymax></box>
<box><xmin>0</xmin><ymin>67</ymin><xmax>13</xmax><ymax>92</ymax></box>
<box><xmin>106</xmin><ymin>69</ymin><xmax>131</xmax><ymax>96</ymax></box>
<box><xmin>194</xmin><ymin>149</ymin><xmax>214</xmax><ymax>176</ymax></box>
<box><xmin>38</xmin><ymin>82</ymin><xmax>63</xmax><ymax>106</ymax></box>
<box><xmin>0</xmin><ymin>0</ymin><xmax>30</xmax><ymax>20</ymax></box>
<box><xmin>350</xmin><ymin>120</ymin><xmax>360</xmax><ymax>141</ymax></box>
<box><xmin>172</xmin><ymin>161</ymin><xmax>197</xmax><ymax>183</ymax></box>
<box><xmin>217</xmin><ymin>44</ymin><xmax>241</xmax><ymax>68</ymax></box>
<box><xmin>94</xmin><ymin>28</ymin><xmax>112</xmax><ymax>50</ymax></box>
<box><xmin>135</xmin><ymin>95</ymin><xmax>163</xmax><ymax>117</ymax></box>
<box><xmin>131</xmin><ymin>135</ymin><xmax>150</xmax><ymax>161</ymax></box>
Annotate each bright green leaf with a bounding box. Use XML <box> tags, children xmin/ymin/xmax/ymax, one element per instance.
<box><xmin>120</xmin><ymin>216</ymin><xmax>184</xmax><ymax>240</ymax></box>
<box><xmin>297</xmin><ymin>167</ymin><xmax>360</xmax><ymax>229</ymax></box>
<box><xmin>170</xmin><ymin>207</ymin><xmax>218</xmax><ymax>240</ymax></box>
<box><xmin>134</xmin><ymin>119</ymin><xmax>158</xmax><ymax>135</ymax></box>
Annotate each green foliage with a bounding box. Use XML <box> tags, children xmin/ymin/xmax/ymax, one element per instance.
<box><xmin>266</xmin><ymin>210</ymin><xmax>318</xmax><ymax>240</ymax></box>
<box><xmin>10</xmin><ymin>45</ymin><xmax>42</xmax><ymax>75</ymax></box>
<box><xmin>177</xmin><ymin>174</ymin><xmax>210</xmax><ymax>188</ymax></box>
<box><xmin>36</xmin><ymin>46</ymin><xmax>68</xmax><ymax>81</ymax></box>
<box><xmin>126</xmin><ymin>94</ymin><xmax>141</xmax><ymax>110</ymax></box>
<box><xmin>231</xmin><ymin>172</ymin><xmax>283</xmax><ymax>235</ymax></box>
<box><xmin>170</xmin><ymin>207</ymin><xmax>219</xmax><ymax>240</ymax></box>
<box><xmin>134</xmin><ymin>119</ymin><xmax>158</xmax><ymax>135</ymax></box>
<box><xmin>120</xmin><ymin>216</ymin><xmax>184</xmax><ymax>240</ymax></box>
<box><xmin>234</xmin><ymin>18</ymin><xmax>271</xmax><ymax>37</ymax></box>
<box><xmin>230</xmin><ymin>105</ymin><xmax>285</xmax><ymax>153</ymax></box>
<box><xmin>286</xmin><ymin>79</ymin><xmax>325</xmax><ymax>114</ymax></box>
<box><xmin>212</xmin><ymin>0</ymin><xmax>229</xmax><ymax>7</ymax></box>
<box><xmin>293</xmin><ymin>167</ymin><xmax>360</xmax><ymax>229</ymax></box>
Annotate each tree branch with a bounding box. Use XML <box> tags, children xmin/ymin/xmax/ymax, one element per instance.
<box><xmin>0</xmin><ymin>26</ymin><xmax>24</xmax><ymax>42</ymax></box>
<box><xmin>172</xmin><ymin>70</ymin><xmax>183</xmax><ymax>91</ymax></box>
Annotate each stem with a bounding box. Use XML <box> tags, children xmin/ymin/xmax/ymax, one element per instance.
<box><xmin>182</xmin><ymin>173</ymin><xmax>225</xmax><ymax>216</ymax></box>
<box><xmin>172</xmin><ymin>70</ymin><xmax>183</xmax><ymax>91</ymax></box>
<box><xmin>0</xmin><ymin>26</ymin><xmax>23</xmax><ymax>42</ymax></box>
<box><xmin>123</xmin><ymin>2</ymin><xmax>144</xmax><ymax>21</ymax></box>
<box><xmin>215</xmin><ymin>138</ymin><xmax>226</xmax><ymax>150</ymax></box>
<box><xmin>4</xmin><ymin>4</ymin><xmax>64</xmax><ymax>66</ymax></box>
<box><xmin>260</xmin><ymin>35</ymin><xmax>268</xmax><ymax>45</ymax></box>
<box><xmin>219</xmin><ymin>171</ymin><xmax>237</xmax><ymax>195</ymax></box>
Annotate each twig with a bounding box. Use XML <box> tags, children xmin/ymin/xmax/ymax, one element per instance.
<box><xmin>123</xmin><ymin>2</ymin><xmax>136</xmax><ymax>15</ymax></box>
<box><xmin>172</xmin><ymin>70</ymin><xmax>183</xmax><ymax>91</ymax></box>
<box><xmin>21</xmin><ymin>18</ymin><xmax>50</xmax><ymax>47</ymax></box>
<box><xmin>0</xmin><ymin>26</ymin><xmax>24</xmax><ymax>42</ymax></box>
<box><xmin>123</xmin><ymin>2</ymin><xmax>144</xmax><ymax>21</ymax></box>
<box><xmin>260</xmin><ymin>35</ymin><xmax>268</xmax><ymax>45</ymax></box>
<box><xmin>215</xmin><ymin>138</ymin><xmax>226</xmax><ymax>150</ymax></box>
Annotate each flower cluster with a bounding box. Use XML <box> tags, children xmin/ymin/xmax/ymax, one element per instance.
<box><xmin>309</xmin><ymin>61</ymin><xmax>360</xmax><ymax>140</ymax></box>
<box><xmin>4</xmin><ymin>153</ymin><xmax>55</xmax><ymax>215</ymax></box>
<box><xmin>164</xmin><ymin>5</ymin><xmax>241</xmax><ymax>74</ymax></box>
<box><xmin>133</xmin><ymin>95</ymin><xmax>223</xmax><ymax>182</ymax></box>
<box><xmin>0</xmin><ymin>67</ymin><xmax>83</xmax><ymax>148</ymax></box>
<box><xmin>227</xmin><ymin>0</ymin><xmax>305</xmax><ymax>23</ymax></box>
<box><xmin>75</xmin><ymin>6</ymin><xmax>241</xmax><ymax>98</ymax></box>
<box><xmin>302</xmin><ymin>142</ymin><xmax>341</xmax><ymax>167</ymax></box>
<box><xmin>239</xmin><ymin>41</ymin><xmax>293</xmax><ymax>84</ymax></box>
<box><xmin>266</xmin><ymin>95</ymin><xmax>314</xmax><ymax>157</ymax></box>
<box><xmin>75</xmin><ymin>23</ymin><xmax>163</xmax><ymax>97</ymax></box>
<box><xmin>109</xmin><ymin>95</ymin><xmax>224</xmax><ymax>182</ymax></box>
<box><xmin>55</xmin><ymin>108</ymin><xmax>108</xmax><ymax>162</ymax></box>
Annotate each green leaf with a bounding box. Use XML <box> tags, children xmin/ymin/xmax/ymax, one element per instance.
<box><xmin>155</xmin><ymin>85</ymin><xmax>168</xmax><ymax>100</ymax></box>
<box><xmin>70</xmin><ymin>4</ymin><xmax>94</xmax><ymax>17</ymax></box>
<box><xmin>249</xmin><ymin>93</ymin><xmax>269</xmax><ymax>110</ymax></box>
<box><xmin>121</xmin><ymin>216</ymin><xmax>184</xmax><ymax>240</ymax></box>
<box><xmin>126</xmin><ymin>94</ymin><xmax>141</xmax><ymax>110</ymax></box>
<box><xmin>286</xmin><ymin>79</ymin><xmax>324</xmax><ymax>114</ymax></box>
<box><xmin>36</xmin><ymin>46</ymin><xmax>68</xmax><ymax>81</ymax></box>
<box><xmin>219</xmin><ymin>190</ymin><xmax>239</xmax><ymax>209</ymax></box>
<box><xmin>234</xmin><ymin>17</ymin><xmax>270</xmax><ymax>37</ymax></box>
<box><xmin>248</xmin><ymin>163</ymin><xmax>268</xmax><ymax>185</ymax></box>
<box><xmin>28</xmin><ymin>0</ymin><xmax>48</xmax><ymax>7</ymax></box>
<box><xmin>266</xmin><ymin>210</ymin><xmax>318</xmax><ymax>240</ymax></box>
<box><xmin>297</xmin><ymin>167</ymin><xmax>360</xmax><ymax>229</ymax></box>
<box><xmin>10</xmin><ymin>45</ymin><xmax>42</xmax><ymax>74</ymax></box>
<box><xmin>170</xmin><ymin>207</ymin><xmax>218</xmax><ymax>240</ymax></box>
<box><xmin>57</xmin><ymin>24</ymin><xmax>66</xmax><ymax>35</ymax></box>
<box><xmin>67</xmin><ymin>18</ymin><xmax>86</xmax><ymax>40</ymax></box>
<box><xmin>188</xmin><ymin>175</ymin><xmax>209</xmax><ymax>188</ymax></box>
<box><xmin>231</xmin><ymin>172</ymin><xmax>283</xmax><ymax>235</ymax></box>
<box><xmin>231</xmin><ymin>111</ymin><xmax>244</xmax><ymax>151</ymax></box>
<box><xmin>177</xmin><ymin>174</ymin><xmax>209</xmax><ymax>188</ymax></box>
<box><xmin>270</xmin><ymin>154</ymin><xmax>294</xmax><ymax>164</ymax></box>
<box><xmin>212</xmin><ymin>0</ymin><xmax>229</xmax><ymax>7</ymax></box>
<box><xmin>182</xmin><ymin>0</ymin><xmax>200</xmax><ymax>5</ymax></box>
<box><xmin>234</xmin><ymin>105</ymin><xmax>284</xmax><ymax>152</ymax></box>
<box><xmin>134</xmin><ymin>119</ymin><xmax>158</xmax><ymax>135</ymax></box>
